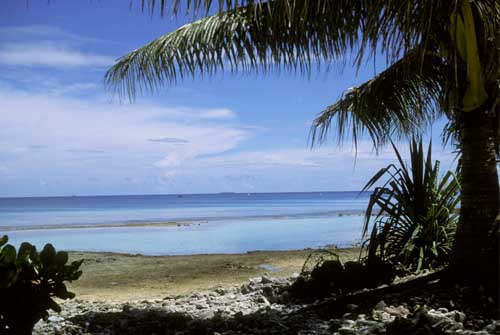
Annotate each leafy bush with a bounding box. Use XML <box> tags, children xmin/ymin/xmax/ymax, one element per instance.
<box><xmin>0</xmin><ymin>235</ymin><xmax>83</xmax><ymax>335</ymax></box>
<box><xmin>289</xmin><ymin>250</ymin><xmax>395</xmax><ymax>300</ymax></box>
<box><xmin>361</xmin><ymin>139</ymin><xmax>460</xmax><ymax>273</ymax></box>
<box><xmin>290</xmin><ymin>140</ymin><xmax>458</xmax><ymax>300</ymax></box>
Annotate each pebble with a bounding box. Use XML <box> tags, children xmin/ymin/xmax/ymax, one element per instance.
<box><xmin>30</xmin><ymin>276</ymin><xmax>498</xmax><ymax>335</ymax></box>
<box><xmin>47</xmin><ymin>316</ymin><xmax>64</xmax><ymax>323</ymax></box>
<box><xmin>374</xmin><ymin>300</ymin><xmax>387</xmax><ymax>310</ymax></box>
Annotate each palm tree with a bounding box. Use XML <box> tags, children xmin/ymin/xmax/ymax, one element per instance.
<box><xmin>106</xmin><ymin>0</ymin><xmax>499</xmax><ymax>289</ymax></box>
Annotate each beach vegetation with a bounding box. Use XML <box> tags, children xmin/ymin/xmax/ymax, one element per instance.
<box><xmin>0</xmin><ymin>235</ymin><xmax>83</xmax><ymax>335</ymax></box>
<box><xmin>289</xmin><ymin>249</ymin><xmax>395</xmax><ymax>300</ymax></box>
<box><xmin>361</xmin><ymin>139</ymin><xmax>460</xmax><ymax>273</ymax></box>
<box><xmin>104</xmin><ymin>0</ymin><xmax>498</xmax><ymax>291</ymax></box>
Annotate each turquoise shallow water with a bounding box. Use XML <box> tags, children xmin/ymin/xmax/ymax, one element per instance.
<box><xmin>1</xmin><ymin>192</ymin><xmax>369</xmax><ymax>255</ymax></box>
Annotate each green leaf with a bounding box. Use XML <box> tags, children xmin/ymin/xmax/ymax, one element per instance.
<box><xmin>40</xmin><ymin>244</ymin><xmax>57</xmax><ymax>266</ymax></box>
<box><xmin>53</xmin><ymin>282</ymin><xmax>75</xmax><ymax>299</ymax></box>
<box><xmin>0</xmin><ymin>235</ymin><xmax>8</xmax><ymax>248</ymax></box>
<box><xmin>1</xmin><ymin>245</ymin><xmax>17</xmax><ymax>264</ymax></box>
<box><xmin>17</xmin><ymin>242</ymin><xmax>34</xmax><ymax>263</ymax></box>
<box><xmin>360</xmin><ymin>138</ymin><xmax>459</xmax><ymax>273</ymax></box>
<box><xmin>55</xmin><ymin>251</ymin><xmax>68</xmax><ymax>267</ymax></box>
<box><xmin>0</xmin><ymin>265</ymin><xmax>18</xmax><ymax>288</ymax></box>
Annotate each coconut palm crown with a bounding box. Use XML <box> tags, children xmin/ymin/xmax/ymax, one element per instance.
<box><xmin>106</xmin><ymin>0</ymin><xmax>499</xmax><ymax>289</ymax></box>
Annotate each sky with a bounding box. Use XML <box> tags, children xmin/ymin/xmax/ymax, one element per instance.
<box><xmin>0</xmin><ymin>1</ymin><xmax>457</xmax><ymax>197</ymax></box>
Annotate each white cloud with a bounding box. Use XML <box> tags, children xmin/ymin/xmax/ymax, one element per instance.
<box><xmin>49</xmin><ymin>83</ymin><xmax>100</xmax><ymax>95</ymax></box>
<box><xmin>167</xmin><ymin>141</ymin><xmax>457</xmax><ymax>192</ymax></box>
<box><xmin>0</xmin><ymin>25</ymin><xmax>114</xmax><ymax>69</ymax></box>
<box><xmin>0</xmin><ymin>86</ymin><xmax>251</xmax><ymax>196</ymax></box>
<box><xmin>0</xmin><ymin>42</ymin><xmax>114</xmax><ymax>68</ymax></box>
<box><xmin>0</xmin><ymin>83</ymin><xmax>457</xmax><ymax>197</ymax></box>
<box><xmin>197</xmin><ymin>108</ymin><xmax>235</xmax><ymax>119</ymax></box>
<box><xmin>148</xmin><ymin>106</ymin><xmax>235</xmax><ymax>120</ymax></box>
<box><xmin>148</xmin><ymin>137</ymin><xmax>189</xmax><ymax>144</ymax></box>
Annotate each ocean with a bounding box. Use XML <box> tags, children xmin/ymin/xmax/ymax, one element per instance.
<box><xmin>0</xmin><ymin>192</ymin><xmax>370</xmax><ymax>255</ymax></box>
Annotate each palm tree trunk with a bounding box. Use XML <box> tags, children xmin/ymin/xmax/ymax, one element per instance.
<box><xmin>454</xmin><ymin>108</ymin><xmax>499</xmax><ymax>293</ymax></box>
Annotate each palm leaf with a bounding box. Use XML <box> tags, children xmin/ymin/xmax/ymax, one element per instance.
<box><xmin>106</xmin><ymin>1</ymin><xmax>499</xmax><ymax>155</ymax></box>
<box><xmin>108</xmin><ymin>1</ymin><xmax>467</xmax><ymax>100</ymax></box>
<box><xmin>310</xmin><ymin>51</ymin><xmax>445</xmax><ymax>150</ymax></box>
<box><xmin>360</xmin><ymin>138</ymin><xmax>460</xmax><ymax>273</ymax></box>
<box><xmin>106</xmin><ymin>1</ymin><xmax>367</xmax><ymax>99</ymax></box>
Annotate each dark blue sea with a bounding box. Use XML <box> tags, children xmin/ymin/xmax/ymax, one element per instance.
<box><xmin>0</xmin><ymin>192</ymin><xmax>370</xmax><ymax>255</ymax></box>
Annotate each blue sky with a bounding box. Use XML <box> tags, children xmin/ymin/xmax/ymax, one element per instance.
<box><xmin>0</xmin><ymin>1</ymin><xmax>456</xmax><ymax>197</ymax></box>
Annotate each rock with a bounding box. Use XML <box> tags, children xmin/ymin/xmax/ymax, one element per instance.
<box><xmin>329</xmin><ymin>319</ymin><xmax>345</xmax><ymax>331</ymax></box>
<box><xmin>342</xmin><ymin>312</ymin><xmax>358</xmax><ymax>320</ymax></box>
<box><xmin>215</xmin><ymin>287</ymin><xmax>226</xmax><ymax>295</ymax></box>
<box><xmin>374</xmin><ymin>300</ymin><xmax>387</xmax><ymax>310</ymax></box>
<box><xmin>48</xmin><ymin>315</ymin><xmax>64</xmax><ymax>323</ymax></box>
<box><xmin>339</xmin><ymin>327</ymin><xmax>357</xmax><ymax>335</ymax></box>
<box><xmin>372</xmin><ymin>310</ymin><xmax>394</xmax><ymax>323</ymax></box>
<box><xmin>262</xmin><ymin>285</ymin><xmax>274</xmax><ymax>297</ymax></box>
<box><xmin>485</xmin><ymin>321</ymin><xmax>499</xmax><ymax>334</ymax></box>
<box><xmin>437</xmin><ymin>307</ymin><xmax>449</xmax><ymax>313</ymax></box>
<box><xmin>454</xmin><ymin>311</ymin><xmax>466</xmax><ymax>323</ymax></box>
<box><xmin>384</xmin><ymin>305</ymin><xmax>410</xmax><ymax>318</ymax></box>
<box><xmin>346</xmin><ymin>304</ymin><xmax>359</xmax><ymax>312</ymax></box>
<box><xmin>424</xmin><ymin>308</ymin><xmax>468</xmax><ymax>332</ymax></box>
<box><xmin>198</xmin><ymin>310</ymin><xmax>215</xmax><ymax>319</ymax></box>
<box><xmin>195</xmin><ymin>303</ymin><xmax>207</xmax><ymax>310</ymax></box>
<box><xmin>256</xmin><ymin>296</ymin><xmax>270</xmax><ymax>306</ymax></box>
<box><xmin>261</xmin><ymin>276</ymin><xmax>273</xmax><ymax>284</ymax></box>
<box><xmin>358</xmin><ymin>321</ymin><xmax>385</xmax><ymax>335</ymax></box>
<box><xmin>29</xmin><ymin>274</ymin><xmax>497</xmax><ymax>335</ymax></box>
<box><xmin>249</xmin><ymin>277</ymin><xmax>261</xmax><ymax>285</ymax></box>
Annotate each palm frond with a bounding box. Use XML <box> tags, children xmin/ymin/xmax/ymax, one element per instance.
<box><xmin>108</xmin><ymin>0</ymin><xmax>463</xmax><ymax>100</ymax></box>
<box><xmin>310</xmin><ymin>50</ymin><xmax>445</xmax><ymax>150</ymax></box>
<box><xmin>107</xmin><ymin>1</ymin><xmax>367</xmax><ymax>99</ymax></box>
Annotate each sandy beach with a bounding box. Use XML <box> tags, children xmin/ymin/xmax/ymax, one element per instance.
<box><xmin>67</xmin><ymin>248</ymin><xmax>360</xmax><ymax>302</ymax></box>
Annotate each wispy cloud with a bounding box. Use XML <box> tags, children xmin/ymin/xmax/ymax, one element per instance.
<box><xmin>0</xmin><ymin>85</ymin><xmax>251</xmax><ymax>195</ymax></box>
<box><xmin>0</xmin><ymin>25</ymin><xmax>103</xmax><ymax>44</ymax></box>
<box><xmin>0</xmin><ymin>25</ymin><xmax>114</xmax><ymax>69</ymax></box>
<box><xmin>148</xmin><ymin>137</ymin><xmax>189</xmax><ymax>144</ymax></box>
<box><xmin>148</xmin><ymin>107</ymin><xmax>235</xmax><ymax>120</ymax></box>
<box><xmin>0</xmin><ymin>81</ymin><xmax>458</xmax><ymax>196</ymax></box>
<box><xmin>196</xmin><ymin>108</ymin><xmax>235</xmax><ymax>119</ymax></box>
<box><xmin>66</xmin><ymin>149</ymin><xmax>106</xmax><ymax>154</ymax></box>
<box><xmin>0</xmin><ymin>42</ymin><xmax>114</xmax><ymax>68</ymax></box>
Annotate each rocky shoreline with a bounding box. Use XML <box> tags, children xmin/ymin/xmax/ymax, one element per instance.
<box><xmin>34</xmin><ymin>275</ymin><xmax>499</xmax><ymax>335</ymax></box>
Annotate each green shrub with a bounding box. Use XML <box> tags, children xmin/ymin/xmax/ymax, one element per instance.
<box><xmin>0</xmin><ymin>235</ymin><xmax>83</xmax><ymax>335</ymax></box>
<box><xmin>361</xmin><ymin>138</ymin><xmax>460</xmax><ymax>273</ymax></box>
<box><xmin>289</xmin><ymin>250</ymin><xmax>396</xmax><ymax>300</ymax></box>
